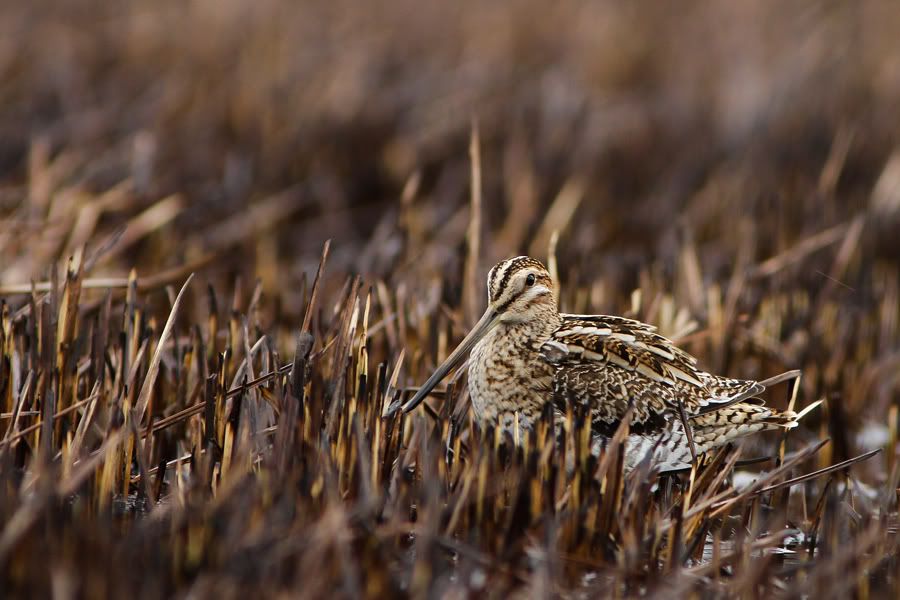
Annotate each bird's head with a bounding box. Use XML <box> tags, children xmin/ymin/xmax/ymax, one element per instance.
<box><xmin>485</xmin><ymin>256</ymin><xmax>556</xmax><ymax>323</ymax></box>
<box><xmin>383</xmin><ymin>256</ymin><xmax>557</xmax><ymax>417</ymax></box>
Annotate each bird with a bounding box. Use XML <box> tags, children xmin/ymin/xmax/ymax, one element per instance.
<box><xmin>384</xmin><ymin>256</ymin><xmax>806</xmax><ymax>472</ymax></box>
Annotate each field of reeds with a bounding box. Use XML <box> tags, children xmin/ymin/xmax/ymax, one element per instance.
<box><xmin>2</xmin><ymin>1</ymin><xmax>900</xmax><ymax>598</ymax></box>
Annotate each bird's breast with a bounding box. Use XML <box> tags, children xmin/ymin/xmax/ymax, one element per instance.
<box><xmin>468</xmin><ymin>327</ymin><xmax>554</xmax><ymax>431</ymax></box>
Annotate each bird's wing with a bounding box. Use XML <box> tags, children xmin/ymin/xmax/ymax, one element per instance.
<box><xmin>541</xmin><ymin>315</ymin><xmax>762</xmax><ymax>431</ymax></box>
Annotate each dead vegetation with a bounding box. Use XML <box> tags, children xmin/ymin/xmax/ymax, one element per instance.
<box><xmin>1</xmin><ymin>1</ymin><xmax>900</xmax><ymax>598</ymax></box>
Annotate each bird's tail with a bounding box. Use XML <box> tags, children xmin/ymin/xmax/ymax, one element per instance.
<box><xmin>690</xmin><ymin>398</ymin><xmax>822</xmax><ymax>453</ymax></box>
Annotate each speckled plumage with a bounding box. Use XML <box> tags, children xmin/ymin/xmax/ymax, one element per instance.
<box><xmin>396</xmin><ymin>256</ymin><xmax>800</xmax><ymax>473</ymax></box>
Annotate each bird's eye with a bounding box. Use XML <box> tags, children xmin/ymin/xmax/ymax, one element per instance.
<box><xmin>526</xmin><ymin>273</ymin><xmax>536</xmax><ymax>286</ymax></box>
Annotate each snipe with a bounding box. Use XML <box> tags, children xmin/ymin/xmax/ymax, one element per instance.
<box><xmin>385</xmin><ymin>256</ymin><xmax>805</xmax><ymax>472</ymax></box>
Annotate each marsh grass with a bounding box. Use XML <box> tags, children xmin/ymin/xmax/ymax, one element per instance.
<box><xmin>2</xmin><ymin>1</ymin><xmax>900</xmax><ymax>597</ymax></box>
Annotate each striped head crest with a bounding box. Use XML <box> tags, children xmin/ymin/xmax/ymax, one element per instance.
<box><xmin>486</xmin><ymin>256</ymin><xmax>555</xmax><ymax>322</ymax></box>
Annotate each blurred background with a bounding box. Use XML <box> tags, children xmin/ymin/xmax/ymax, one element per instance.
<box><xmin>3</xmin><ymin>1</ymin><xmax>898</xmax><ymax>273</ymax></box>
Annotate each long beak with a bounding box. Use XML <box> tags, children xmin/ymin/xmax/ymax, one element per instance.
<box><xmin>382</xmin><ymin>308</ymin><xmax>499</xmax><ymax>418</ymax></box>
